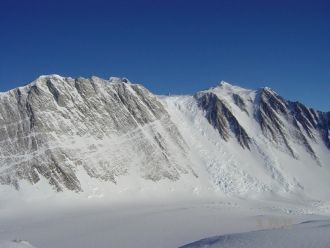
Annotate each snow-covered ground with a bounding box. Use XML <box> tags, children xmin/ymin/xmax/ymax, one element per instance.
<box><xmin>1</xmin><ymin>192</ymin><xmax>330</xmax><ymax>248</ymax></box>
<box><xmin>181</xmin><ymin>219</ymin><xmax>330</xmax><ymax>248</ymax></box>
<box><xmin>0</xmin><ymin>240</ymin><xmax>36</xmax><ymax>248</ymax></box>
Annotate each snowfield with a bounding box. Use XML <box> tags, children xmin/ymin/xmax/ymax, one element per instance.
<box><xmin>1</xmin><ymin>188</ymin><xmax>330</xmax><ymax>248</ymax></box>
<box><xmin>181</xmin><ymin>219</ymin><xmax>330</xmax><ymax>248</ymax></box>
<box><xmin>0</xmin><ymin>241</ymin><xmax>36</xmax><ymax>248</ymax></box>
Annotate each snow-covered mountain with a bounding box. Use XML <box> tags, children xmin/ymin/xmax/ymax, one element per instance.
<box><xmin>0</xmin><ymin>75</ymin><xmax>329</xmax><ymax>200</ymax></box>
<box><xmin>0</xmin><ymin>75</ymin><xmax>194</xmax><ymax>192</ymax></box>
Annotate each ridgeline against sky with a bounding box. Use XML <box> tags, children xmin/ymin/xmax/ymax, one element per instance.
<box><xmin>0</xmin><ymin>0</ymin><xmax>329</xmax><ymax>110</ymax></box>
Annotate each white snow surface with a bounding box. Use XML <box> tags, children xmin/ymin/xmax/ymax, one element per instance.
<box><xmin>1</xmin><ymin>194</ymin><xmax>330</xmax><ymax>248</ymax></box>
<box><xmin>181</xmin><ymin>219</ymin><xmax>330</xmax><ymax>248</ymax></box>
<box><xmin>0</xmin><ymin>240</ymin><xmax>36</xmax><ymax>248</ymax></box>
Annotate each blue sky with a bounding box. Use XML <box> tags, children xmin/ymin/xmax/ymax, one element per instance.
<box><xmin>0</xmin><ymin>0</ymin><xmax>329</xmax><ymax>110</ymax></box>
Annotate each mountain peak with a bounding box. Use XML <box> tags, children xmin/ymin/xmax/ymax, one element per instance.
<box><xmin>203</xmin><ymin>80</ymin><xmax>252</xmax><ymax>94</ymax></box>
<box><xmin>218</xmin><ymin>80</ymin><xmax>233</xmax><ymax>87</ymax></box>
<box><xmin>109</xmin><ymin>77</ymin><xmax>131</xmax><ymax>84</ymax></box>
<box><xmin>36</xmin><ymin>74</ymin><xmax>66</xmax><ymax>81</ymax></box>
<box><xmin>24</xmin><ymin>75</ymin><xmax>133</xmax><ymax>92</ymax></box>
<box><xmin>217</xmin><ymin>81</ymin><xmax>252</xmax><ymax>92</ymax></box>
<box><xmin>261</xmin><ymin>86</ymin><xmax>277</xmax><ymax>94</ymax></box>
<box><xmin>29</xmin><ymin>74</ymin><xmax>68</xmax><ymax>88</ymax></box>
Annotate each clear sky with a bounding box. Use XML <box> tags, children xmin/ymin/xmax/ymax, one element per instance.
<box><xmin>0</xmin><ymin>0</ymin><xmax>329</xmax><ymax>110</ymax></box>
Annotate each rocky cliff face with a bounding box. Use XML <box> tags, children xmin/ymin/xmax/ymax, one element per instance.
<box><xmin>196</xmin><ymin>92</ymin><xmax>251</xmax><ymax>149</ymax></box>
<box><xmin>0</xmin><ymin>75</ymin><xmax>193</xmax><ymax>191</ymax></box>
<box><xmin>195</xmin><ymin>82</ymin><xmax>329</xmax><ymax>164</ymax></box>
<box><xmin>255</xmin><ymin>87</ymin><xmax>329</xmax><ymax>163</ymax></box>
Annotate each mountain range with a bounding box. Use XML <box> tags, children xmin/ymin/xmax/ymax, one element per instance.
<box><xmin>0</xmin><ymin>75</ymin><xmax>329</xmax><ymax>200</ymax></box>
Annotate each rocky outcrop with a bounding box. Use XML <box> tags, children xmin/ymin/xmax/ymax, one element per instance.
<box><xmin>255</xmin><ymin>87</ymin><xmax>296</xmax><ymax>157</ymax></box>
<box><xmin>196</xmin><ymin>92</ymin><xmax>251</xmax><ymax>149</ymax></box>
<box><xmin>232</xmin><ymin>93</ymin><xmax>249</xmax><ymax>115</ymax></box>
<box><xmin>253</xmin><ymin>88</ymin><xmax>329</xmax><ymax>163</ymax></box>
<box><xmin>195</xmin><ymin>84</ymin><xmax>329</xmax><ymax>165</ymax></box>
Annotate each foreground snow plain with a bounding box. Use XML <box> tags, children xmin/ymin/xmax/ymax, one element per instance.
<box><xmin>181</xmin><ymin>219</ymin><xmax>330</xmax><ymax>248</ymax></box>
<box><xmin>1</xmin><ymin>182</ymin><xmax>330</xmax><ymax>248</ymax></box>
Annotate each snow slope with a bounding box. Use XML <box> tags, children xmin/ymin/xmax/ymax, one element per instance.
<box><xmin>181</xmin><ymin>219</ymin><xmax>330</xmax><ymax>248</ymax></box>
<box><xmin>0</xmin><ymin>241</ymin><xmax>36</xmax><ymax>248</ymax></box>
<box><xmin>1</xmin><ymin>196</ymin><xmax>330</xmax><ymax>248</ymax></box>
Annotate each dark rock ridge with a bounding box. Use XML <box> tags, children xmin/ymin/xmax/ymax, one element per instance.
<box><xmin>254</xmin><ymin>87</ymin><xmax>329</xmax><ymax>163</ymax></box>
<box><xmin>255</xmin><ymin>87</ymin><xmax>297</xmax><ymax>158</ymax></box>
<box><xmin>195</xmin><ymin>92</ymin><xmax>251</xmax><ymax>149</ymax></box>
<box><xmin>194</xmin><ymin>84</ymin><xmax>328</xmax><ymax>165</ymax></box>
<box><xmin>232</xmin><ymin>93</ymin><xmax>249</xmax><ymax>115</ymax></box>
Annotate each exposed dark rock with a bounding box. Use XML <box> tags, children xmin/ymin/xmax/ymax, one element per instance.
<box><xmin>196</xmin><ymin>92</ymin><xmax>251</xmax><ymax>149</ymax></box>
<box><xmin>232</xmin><ymin>93</ymin><xmax>249</xmax><ymax>115</ymax></box>
<box><xmin>255</xmin><ymin>88</ymin><xmax>296</xmax><ymax>158</ymax></box>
